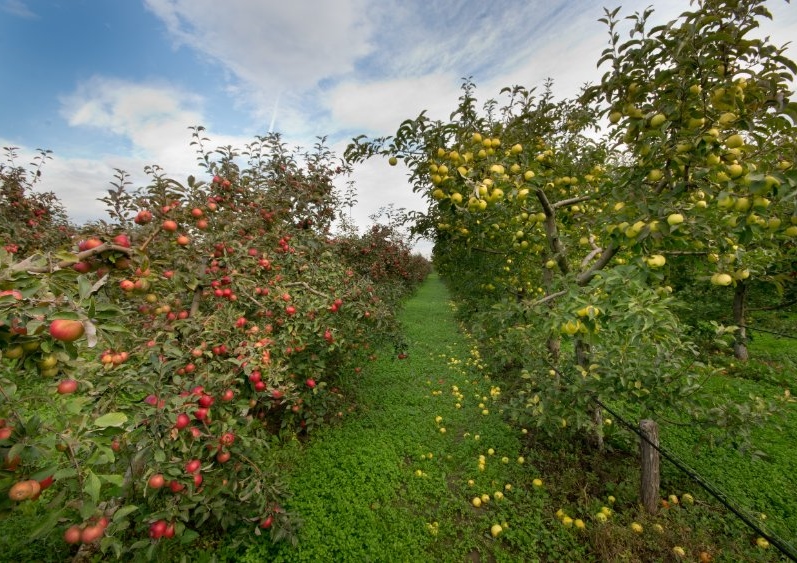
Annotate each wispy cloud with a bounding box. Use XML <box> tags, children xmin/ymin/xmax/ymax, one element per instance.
<box><xmin>1</xmin><ymin>0</ymin><xmax>37</xmax><ymax>19</ymax></box>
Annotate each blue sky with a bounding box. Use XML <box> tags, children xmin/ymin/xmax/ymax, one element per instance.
<box><xmin>2</xmin><ymin>0</ymin><xmax>796</xmax><ymax>253</ymax></box>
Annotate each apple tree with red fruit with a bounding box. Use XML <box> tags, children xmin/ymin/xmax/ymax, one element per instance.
<box><xmin>0</xmin><ymin>130</ymin><xmax>427</xmax><ymax>559</ymax></box>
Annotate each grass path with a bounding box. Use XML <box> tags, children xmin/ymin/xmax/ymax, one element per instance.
<box><xmin>240</xmin><ymin>272</ymin><xmax>585</xmax><ymax>562</ymax></box>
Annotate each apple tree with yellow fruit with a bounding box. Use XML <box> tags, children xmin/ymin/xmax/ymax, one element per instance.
<box><xmin>346</xmin><ymin>0</ymin><xmax>792</xmax><ymax>447</ymax></box>
<box><xmin>583</xmin><ymin>0</ymin><xmax>797</xmax><ymax>360</ymax></box>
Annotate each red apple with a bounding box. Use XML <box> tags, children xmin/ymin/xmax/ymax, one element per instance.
<box><xmin>80</xmin><ymin>524</ymin><xmax>104</xmax><ymax>544</ymax></box>
<box><xmin>175</xmin><ymin>413</ymin><xmax>190</xmax><ymax>429</ymax></box>
<box><xmin>149</xmin><ymin>520</ymin><xmax>167</xmax><ymax>540</ymax></box>
<box><xmin>148</xmin><ymin>473</ymin><xmax>165</xmax><ymax>489</ymax></box>
<box><xmin>112</xmin><ymin>234</ymin><xmax>131</xmax><ymax>248</ymax></box>
<box><xmin>49</xmin><ymin>319</ymin><xmax>85</xmax><ymax>342</ymax></box>
<box><xmin>57</xmin><ymin>379</ymin><xmax>78</xmax><ymax>394</ymax></box>
<box><xmin>64</xmin><ymin>525</ymin><xmax>82</xmax><ymax>544</ymax></box>
<box><xmin>134</xmin><ymin>210</ymin><xmax>153</xmax><ymax>224</ymax></box>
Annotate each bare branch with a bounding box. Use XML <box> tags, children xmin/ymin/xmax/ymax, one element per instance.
<box><xmin>552</xmin><ymin>195</ymin><xmax>592</xmax><ymax>209</ymax></box>
<box><xmin>10</xmin><ymin>243</ymin><xmax>133</xmax><ymax>274</ymax></box>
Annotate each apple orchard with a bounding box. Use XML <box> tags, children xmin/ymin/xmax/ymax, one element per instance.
<box><xmin>1</xmin><ymin>131</ymin><xmax>430</xmax><ymax>558</ymax></box>
<box><xmin>3</xmin><ymin>0</ymin><xmax>797</xmax><ymax>559</ymax></box>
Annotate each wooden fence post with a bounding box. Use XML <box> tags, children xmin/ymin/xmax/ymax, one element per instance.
<box><xmin>639</xmin><ymin>419</ymin><xmax>660</xmax><ymax>514</ymax></box>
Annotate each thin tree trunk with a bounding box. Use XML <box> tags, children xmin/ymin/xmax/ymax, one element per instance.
<box><xmin>576</xmin><ymin>338</ymin><xmax>603</xmax><ymax>451</ymax></box>
<box><xmin>542</xmin><ymin>265</ymin><xmax>560</xmax><ymax>362</ymax></box>
<box><xmin>639</xmin><ymin>419</ymin><xmax>660</xmax><ymax>514</ymax></box>
<box><xmin>733</xmin><ymin>280</ymin><xmax>749</xmax><ymax>361</ymax></box>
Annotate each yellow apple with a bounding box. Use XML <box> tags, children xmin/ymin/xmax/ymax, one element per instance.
<box><xmin>711</xmin><ymin>273</ymin><xmax>733</xmax><ymax>286</ymax></box>
<box><xmin>647</xmin><ymin>169</ymin><xmax>663</xmax><ymax>182</ymax></box>
<box><xmin>725</xmin><ymin>134</ymin><xmax>744</xmax><ymax>149</ymax></box>
<box><xmin>667</xmin><ymin>213</ymin><xmax>684</xmax><ymax>226</ymax></box>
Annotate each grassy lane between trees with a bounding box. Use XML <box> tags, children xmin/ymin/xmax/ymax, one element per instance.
<box><xmin>235</xmin><ymin>272</ymin><xmax>587</xmax><ymax>562</ymax></box>
<box><xmin>197</xmin><ymin>272</ymin><xmax>791</xmax><ymax>563</ymax></box>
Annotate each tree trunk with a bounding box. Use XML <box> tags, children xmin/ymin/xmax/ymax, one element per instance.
<box><xmin>733</xmin><ymin>280</ymin><xmax>749</xmax><ymax>361</ymax></box>
<box><xmin>576</xmin><ymin>338</ymin><xmax>603</xmax><ymax>451</ymax></box>
<box><xmin>639</xmin><ymin>419</ymin><xmax>660</xmax><ymax>515</ymax></box>
<box><xmin>542</xmin><ymin>265</ymin><xmax>560</xmax><ymax>362</ymax></box>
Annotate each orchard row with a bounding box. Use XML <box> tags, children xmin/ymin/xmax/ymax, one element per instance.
<box><xmin>0</xmin><ymin>132</ymin><xmax>429</xmax><ymax>559</ymax></box>
<box><xmin>347</xmin><ymin>0</ymin><xmax>796</xmax><ymax>447</ymax></box>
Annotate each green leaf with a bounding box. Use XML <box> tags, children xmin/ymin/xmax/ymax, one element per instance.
<box><xmin>54</xmin><ymin>467</ymin><xmax>77</xmax><ymax>480</ymax></box>
<box><xmin>28</xmin><ymin>506</ymin><xmax>64</xmax><ymax>539</ymax></box>
<box><xmin>95</xmin><ymin>412</ymin><xmax>128</xmax><ymax>428</ymax></box>
<box><xmin>112</xmin><ymin>504</ymin><xmax>139</xmax><ymax>522</ymax></box>
<box><xmin>180</xmin><ymin>529</ymin><xmax>200</xmax><ymax>545</ymax></box>
<box><xmin>99</xmin><ymin>474</ymin><xmax>124</xmax><ymax>487</ymax></box>
<box><xmin>98</xmin><ymin>324</ymin><xmax>131</xmax><ymax>333</ymax></box>
<box><xmin>77</xmin><ymin>275</ymin><xmax>93</xmax><ymax>301</ymax></box>
<box><xmin>85</xmin><ymin>470</ymin><xmax>102</xmax><ymax>504</ymax></box>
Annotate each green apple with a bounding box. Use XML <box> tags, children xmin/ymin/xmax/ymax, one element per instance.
<box><xmin>711</xmin><ymin>273</ymin><xmax>733</xmax><ymax>286</ymax></box>
<box><xmin>667</xmin><ymin>213</ymin><xmax>684</xmax><ymax>226</ymax></box>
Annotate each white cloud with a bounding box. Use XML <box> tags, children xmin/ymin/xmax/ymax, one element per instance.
<box><xmin>143</xmin><ymin>0</ymin><xmax>373</xmax><ymax>120</ymax></box>
<box><xmin>328</xmin><ymin>73</ymin><xmax>462</xmax><ymax>135</ymax></box>
<box><xmin>1</xmin><ymin>0</ymin><xmax>36</xmax><ymax>18</ymax></box>
<box><xmin>59</xmin><ymin>77</ymin><xmax>207</xmax><ymax>165</ymax></box>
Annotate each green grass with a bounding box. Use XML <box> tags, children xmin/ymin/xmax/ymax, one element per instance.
<box><xmin>6</xmin><ymin>276</ymin><xmax>793</xmax><ymax>561</ymax></box>
<box><xmin>240</xmin><ymin>273</ymin><xmax>587</xmax><ymax>562</ymax></box>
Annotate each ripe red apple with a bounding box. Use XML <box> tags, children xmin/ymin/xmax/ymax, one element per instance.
<box><xmin>260</xmin><ymin>515</ymin><xmax>274</xmax><ymax>529</ymax></box>
<box><xmin>49</xmin><ymin>319</ymin><xmax>85</xmax><ymax>342</ymax></box>
<box><xmin>306</xmin><ymin>378</ymin><xmax>316</xmax><ymax>389</ymax></box>
<box><xmin>38</xmin><ymin>475</ymin><xmax>54</xmax><ymax>490</ymax></box>
<box><xmin>57</xmin><ymin>379</ymin><xmax>78</xmax><ymax>394</ymax></box>
<box><xmin>285</xmin><ymin>305</ymin><xmax>296</xmax><ymax>316</ymax></box>
<box><xmin>175</xmin><ymin>413</ymin><xmax>190</xmax><ymax>429</ymax></box>
<box><xmin>0</xmin><ymin>427</ymin><xmax>13</xmax><ymax>441</ymax></box>
<box><xmin>112</xmin><ymin>234</ymin><xmax>131</xmax><ymax>248</ymax></box>
<box><xmin>198</xmin><ymin>394</ymin><xmax>214</xmax><ymax>408</ymax></box>
<box><xmin>221</xmin><ymin>389</ymin><xmax>234</xmax><ymax>402</ymax></box>
<box><xmin>164</xmin><ymin>522</ymin><xmax>176</xmax><ymax>539</ymax></box>
<box><xmin>220</xmin><ymin>432</ymin><xmax>235</xmax><ymax>447</ymax></box>
<box><xmin>134</xmin><ymin>210</ymin><xmax>153</xmax><ymax>224</ymax></box>
<box><xmin>148</xmin><ymin>473</ymin><xmax>165</xmax><ymax>489</ymax></box>
<box><xmin>176</xmin><ymin>235</ymin><xmax>190</xmax><ymax>246</ymax></box>
<box><xmin>72</xmin><ymin>261</ymin><xmax>92</xmax><ymax>273</ymax></box>
<box><xmin>169</xmin><ymin>480</ymin><xmax>185</xmax><ymax>493</ymax></box>
<box><xmin>119</xmin><ymin>279</ymin><xmax>135</xmax><ymax>291</ymax></box>
<box><xmin>185</xmin><ymin>459</ymin><xmax>201</xmax><ymax>474</ymax></box>
<box><xmin>162</xmin><ymin>220</ymin><xmax>178</xmax><ymax>232</ymax></box>
<box><xmin>191</xmin><ymin>208</ymin><xmax>203</xmax><ymax>218</ymax></box>
<box><xmin>216</xmin><ymin>450</ymin><xmax>231</xmax><ymax>464</ymax></box>
<box><xmin>80</xmin><ymin>524</ymin><xmax>104</xmax><ymax>544</ymax></box>
<box><xmin>149</xmin><ymin>519</ymin><xmax>167</xmax><ymax>540</ymax></box>
<box><xmin>193</xmin><ymin>473</ymin><xmax>203</xmax><ymax>487</ymax></box>
<box><xmin>64</xmin><ymin>525</ymin><xmax>82</xmax><ymax>544</ymax></box>
<box><xmin>78</xmin><ymin>238</ymin><xmax>103</xmax><ymax>252</ymax></box>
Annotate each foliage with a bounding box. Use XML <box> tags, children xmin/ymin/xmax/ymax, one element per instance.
<box><xmin>0</xmin><ymin>130</ymin><xmax>428</xmax><ymax>560</ymax></box>
<box><xmin>345</xmin><ymin>0</ymin><xmax>796</xmax><ymax>447</ymax></box>
<box><xmin>0</xmin><ymin>147</ymin><xmax>74</xmax><ymax>256</ymax></box>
